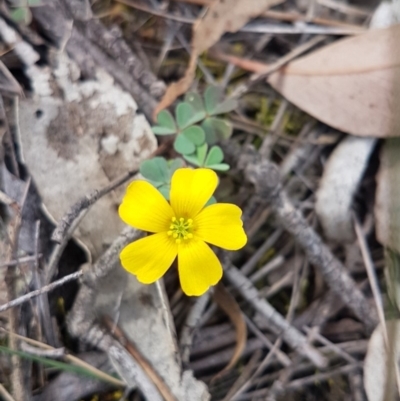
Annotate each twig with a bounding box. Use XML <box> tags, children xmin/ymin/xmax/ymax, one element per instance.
<box><xmin>230</xmin><ymin>35</ymin><xmax>326</xmax><ymax>98</ymax></box>
<box><xmin>353</xmin><ymin>215</ymin><xmax>386</xmax><ymax>339</ymax></box>
<box><xmin>180</xmin><ymin>292</ymin><xmax>210</xmax><ymax>364</ymax></box>
<box><xmin>0</xmin><ymin>190</ymin><xmax>17</xmax><ymax>208</ymax></box>
<box><xmin>0</xmin><ymin>254</ymin><xmax>43</xmax><ymax>268</ymax></box>
<box><xmin>0</xmin><ymin>271</ymin><xmax>83</xmax><ymax>314</ymax></box>
<box><xmin>0</xmin><ymin>383</ymin><xmax>15</xmax><ymax>401</ymax></box>
<box><xmin>103</xmin><ymin>315</ymin><xmax>178</xmax><ymax>401</ymax></box>
<box><xmin>19</xmin><ymin>342</ymin><xmax>65</xmax><ymax>359</ymax></box>
<box><xmin>243</xmin><ymin>153</ymin><xmax>378</xmax><ymax>332</ymax></box>
<box><xmin>51</xmin><ymin>168</ymin><xmax>140</xmax><ymax>244</ymax></box>
<box><xmin>224</xmin><ymin>262</ymin><xmax>327</xmax><ymax>368</ymax></box>
<box><xmin>4</xmin><ymin>177</ymin><xmax>31</xmax><ymax>401</ymax></box>
<box><xmin>0</xmin><ymin>328</ymin><xmax>125</xmax><ymax>387</ymax></box>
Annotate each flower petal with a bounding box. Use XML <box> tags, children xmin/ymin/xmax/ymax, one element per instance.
<box><xmin>120</xmin><ymin>233</ymin><xmax>178</xmax><ymax>284</ymax></box>
<box><xmin>119</xmin><ymin>180</ymin><xmax>174</xmax><ymax>233</ymax></box>
<box><xmin>170</xmin><ymin>168</ymin><xmax>218</xmax><ymax>218</ymax></box>
<box><xmin>178</xmin><ymin>239</ymin><xmax>223</xmax><ymax>296</ymax></box>
<box><xmin>195</xmin><ymin>204</ymin><xmax>247</xmax><ymax>250</ymax></box>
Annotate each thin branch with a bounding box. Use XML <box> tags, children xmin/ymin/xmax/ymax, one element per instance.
<box><xmin>0</xmin><ymin>271</ymin><xmax>83</xmax><ymax>314</ymax></box>
<box><xmin>243</xmin><ymin>153</ymin><xmax>378</xmax><ymax>332</ymax></box>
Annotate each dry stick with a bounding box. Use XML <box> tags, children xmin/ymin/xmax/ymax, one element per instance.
<box><xmin>0</xmin><ymin>271</ymin><xmax>83</xmax><ymax>313</ymax></box>
<box><xmin>230</xmin><ymin>35</ymin><xmax>326</xmax><ymax>99</ymax></box>
<box><xmin>0</xmin><ymin>328</ymin><xmax>125</xmax><ymax>387</ymax></box>
<box><xmin>180</xmin><ymin>292</ymin><xmax>210</xmax><ymax>364</ymax></box>
<box><xmin>4</xmin><ymin>178</ymin><xmax>31</xmax><ymax>401</ymax></box>
<box><xmin>0</xmin><ymin>254</ymin><xmax>43</xmax><ymax>268</ymax></box>
<box><xmin>0</xmin><ymin>383</ymin><xmax>15</xmax><ymax>401</ymax></box>
<box><xmin>224</xmin><ymin>262</ymin><xmax>327</xmax><ymax>369</ymax></box>
<box><xmin>102</xmin><ymin>315</ymin><xmax>178</xmax><ymax>401</ymax></box>
<box><xmin>46</xmin><ymin>142</ymin><xmax>169</xmax><ymax>284</ymax></box>
<box><xmin>244</xmin><ymin>157</ymin><xmax>378</xmax><ymax>333</ymax></box>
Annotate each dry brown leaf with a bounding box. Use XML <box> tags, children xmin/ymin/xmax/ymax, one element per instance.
<box><xmin>155</xmin><ymin>0</ymin><xmax>282</xmax><ymax>116</ymax></box>
<box><xmin>268</xmin><ymin>25</ymin><xmax>400</xmax><ymax>137</ymax></box>
<box><xmin>212</xmin><ymin>282</ymin><xmax>247</xmax><ymax>380</ymax></box>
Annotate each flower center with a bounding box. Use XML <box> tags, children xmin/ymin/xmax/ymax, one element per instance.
<box><xmin>167</xmin><ymin>217</ymin><xmax>193</xmax><ymax>244</ymax></box>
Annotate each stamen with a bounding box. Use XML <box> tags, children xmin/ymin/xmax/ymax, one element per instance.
<box><xmin>168</xmin><ymin>216</ymin><xmax>194</xmax><ymax>243</ymax></box>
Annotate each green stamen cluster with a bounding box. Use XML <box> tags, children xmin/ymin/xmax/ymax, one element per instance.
<box><xmin>168</xmin><ymin>217</ymin><xmax>193</xmax><ymax>244</ymax></box>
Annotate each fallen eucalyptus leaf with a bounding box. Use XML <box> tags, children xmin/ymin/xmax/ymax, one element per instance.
<box><xmin>268</xmin><ymin>25</ymin><xmax>400</xmax><ymax>137</ymax></box>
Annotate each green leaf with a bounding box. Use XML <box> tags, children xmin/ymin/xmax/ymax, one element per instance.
<box><xmin>156</xmin><ymin>110</ymin><xmax>176</xmax><ymax>131</ymax></box>
<box><xmin>158</xmin><ymin>185</ymin><xmax>171</xmax><ymax>200</ymax></box>
<box><xmin>152</xmin><ymin>110</ymin><xmax>177</xmax><ymax>135</ymax></box>
<box><xmin>185</xmin><ymin>92</ymin><xmax>206</xmax><ymax>116</ymax></box>
<box><xmin>205</xmin><ymin>196</ymin><xmax>217</xmax><ymax>207</ymax></box>
<box><xmin>204</xmin><ymin>85</ymin><xmax>223</xmax><ymax>115</ymax></box>
<box><xmin>152</xmin><ymin>126</ymin><xmax>177</xmax><ymax>135</ymax></box>
<box><xmin>10</xmin><ymin>7</ymin><xmax>31</xmax><ymax>24</ymax></box>
<box><xmin>205</xmin><ymin>146</ymin><xmax>224</xmax><ymax>166</ymax></box>
<box><xmin>168</xmin><ymin>158</ymin><xmax>184</xmax><ymax>177</ymax></box>
<box><xmin>182</xmin><ymin>126</ymin><xmax>205</xmax><ymax>146</ymax></box>
<box><xmin>183</xmin><ymin>153</ymin><xmax>201</xmax><ymax>167</ymax></box>
<box><xmin>207</xmin><ymin>163</ymin><xmax>230</xmax><ymax>172</ymax></box>
<box><xmin>140</xmin><ymin>157</ymin><xmax>169</xmax><ymax>184</ymax></box>
<box><xmin>212</xmin><ymin>98</ymin><xmax>237</xmax><ymax>115</ymax></box>
<box><xmin>196</xmin><ymin>143</ymin><xmax>208</xmax><ymax>166</ymax></box>
<box><xmin>202</xmin><ymin>117</ymin><xmax>233</xmax><ymax>144</ymax></box>
<box><xmin>176</xmin><ymin>102</ymin><xmax>203</xmax><ymax>129</ymax></box>
<box><xmin>0</xmin><ymin>346</ymin><xmax>113</xmax><ymax>383</ymax></box>
<box><xmin>174</xmin><ymin>134</ymin><xmax>196</xmax><ymax>155</ymax></box>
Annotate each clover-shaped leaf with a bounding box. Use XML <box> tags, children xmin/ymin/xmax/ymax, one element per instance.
<box><xmin>185</xmin><ymin>92</ymin><xmax>206</xmax><ymax>118</ymax></box>
<box><xmin>152</xmin><ymin>110</ymin><xmax>177</xmax><ymax>135</ymax></box>
<box><xmin>158</xmin><ymin>184</ymin><xmax>171</xmax><ymax>200</ymax></box>
<box><xmin>183</xmin><ymin>143</ymin><xmax>208</xmax><ymax>167</ymax></box>
<box><xmin>182</xmin><ymin>126</ymin><xmax>205</xmax><ymax>146</ymax></box>
<box><xmin>168</xmin><ymin>158</ymin><xmax>184</xmax><ymax>177</ymax></box>
<box><xmin>206</xmin><ymin>163</ymin><xmax>230</xmax><ymax>171</ymax></box>
<box><xmin>174</xmin><ymin>134</ymin><xmax>196</xmax><ymax>155</ymax></box>
<box><xmin>140</xmin><ymin>157</ymin><xmax>169</xmax><ymax>186</ymax></box>
<box><xmin>202</xmin><ymin>117</ymin><xmax>233</xmax><ymax>145</ymax></box>
<box><xmin>205</xmin><ymin>146</ymin><xmax>224</xmax><ymax>166</ymax></box>
<box><xmin>204</xmin><ymin>85</ymin><xmax>237</xmax><ymax>116</ymax></box>
<box><xmin>176</xmin><ymin>102</ymin><xmax>203</xmax><ymax>130</ymax></box>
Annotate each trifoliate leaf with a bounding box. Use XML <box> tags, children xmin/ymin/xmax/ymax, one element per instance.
<box><xmin>207</xmin><ymin>163</ymin><xmax>230</xmax><ymax>172</ymax></box>
<box><xmin>140</xmin><ymin>157</ymin><xmax>169</xmax><ymax>184</ymax></box>
<box><xmin>185</xmin><ymin>92</ymin><xmax>206</xmax><ymax>117</ymax></box>
<box><xmin>202</xmin><ymin>117</ymin><xmax>233</xmax><ymax>144</ymax></box>
<box><xmin>158</xmin><ymin>185</ymin><xmax>171</xmax><ymax>200</ymax></box>
<box><xmin>205</xmin><ymin>145</ymin><xmax>224</xmax><ymax>166</ymax></box>
<box><xmin>183</xmin><ymin>153</ymin><xmax>201</xmax><ymax>167</ymax></box>
<box><xmin>204</xmin><ymin>85</ymin><xmax>223</xmax><ymax>115</ymax></box>
<box><xmin>196</xmin><ymin>143</ymin><xmax>208</xmax><ymax>166</ymax></box>
<box><xmin>212</xmin><ymin>97</ymin><xmax>237</xmax><ymax>115</ymax></box>
<box><xmin>157</xmin><ymin>110</ymin><xmax>177</xmax><ymax>131</ymax></box>
<box><xmin>176</xmin><ymin>102</ymin><xmax>203</xmax><ymax>129</ymax></box>
<box><xmin>152</xmin><ymin>110</ymin><xmax>177</xmax><ymax>135</ymax></box>
<box><xmin>182</xmin><ymin>126</ymin><xmax>206</xmax><ymax>146</ymax></box>
<box><xmin>174</xmin><ymin>134</ymin><xmax>196</xmax><ymax>155</ymax></box>
<box><xmin>152</xmin><ymin>126</ymin><xmax>177</xmax><ymax>135</ymax></box>
<box><xmin>168</xmin><ymin>158</ymin><xmax>185</xmax><ymax>177</ymax></box>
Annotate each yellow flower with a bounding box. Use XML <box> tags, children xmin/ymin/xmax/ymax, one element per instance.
<box><xmin>118</xmin><ymin>168</ymin><xmax>247</xmax><ymax>296</ymax></box>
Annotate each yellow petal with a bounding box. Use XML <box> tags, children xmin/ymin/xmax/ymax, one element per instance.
<box><xmin>119</xmin><ymin>180</ymin><xmax>173</xmax><ymax>233</ymax></box>
<box><xmin>177</xmin><ymin>239</ymin><xmax>223</xmax><ymax>296</ymax></box>
<box><xmin>170</xmin><ymin>168</ymin><xmax>218</xmax><ymax>218</ymax></box>
<box><xmin>120</xmin><ymin>233</ymin><xmax>178</xmax><ymax>284</ymax></box>
<box><xmin>195</xmin><ymin>204</ymin><xmax>247</xmax><ymax>250</ymax></box>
